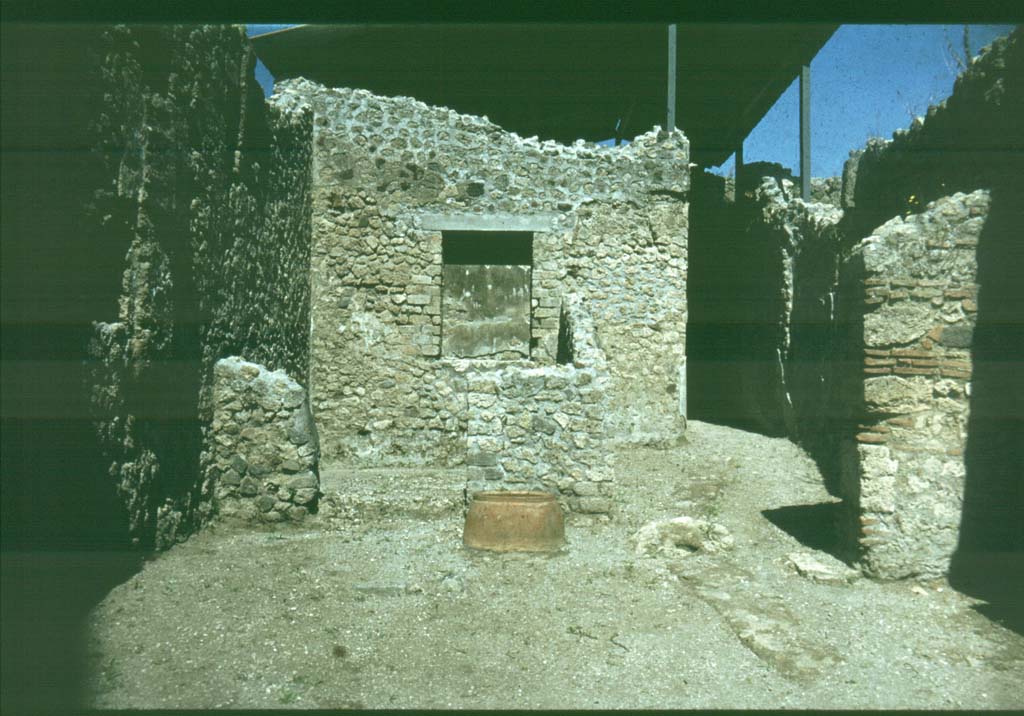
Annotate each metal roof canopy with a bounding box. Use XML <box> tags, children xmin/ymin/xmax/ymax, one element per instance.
<box><xmin>252</xmin><ymin>23</ymin><xmax>836</xmax><ymax>167</ymax></box>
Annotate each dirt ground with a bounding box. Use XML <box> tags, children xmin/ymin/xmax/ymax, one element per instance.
<box><xmin>83</xmin><ymin>420</ymin><xmax>1023</xmax><ymax>709</ymax></box>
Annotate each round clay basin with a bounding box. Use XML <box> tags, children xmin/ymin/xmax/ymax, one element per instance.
<box><xmin>463</xmin><ymin>490</ymin><xmax>565</xmax><ymax>553</ymax></box>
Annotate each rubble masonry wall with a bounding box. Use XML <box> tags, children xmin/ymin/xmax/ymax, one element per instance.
<box><xmin>208</xmin><ymin>357</ymin><xmax>320</xmax><ymax>524</ymax></box>
<box><xmin>838</xmin><ymin>191</ymin><xmax>987</xmax><ymax>578</ymax></box>
<box><xmin>836</xmin><ymin>29</ymin><xmax>1022</xmax><ymax>577</ymax></box>
<box><xmin>272</xmin><ymin>80</ymin><xmax>690</xmax><ymax>479</ymax></box>
<box><xmin>85</xmin><ymin>26</ymin><xmax>314</xmax><ymax>547</ymax></box>
<box><xmin>463</xmin><ymin>294</ymin><xmax>615</xmax><ymax>513</ymax></box>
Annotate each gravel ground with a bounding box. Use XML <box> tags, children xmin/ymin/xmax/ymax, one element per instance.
<box><xmin>84</xmin><ymin>420</ymin><xmax>1023</xmax><ymax>709</ymax></box>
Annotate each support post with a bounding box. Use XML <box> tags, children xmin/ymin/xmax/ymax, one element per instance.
<box><xmin>667</xmin><ymin>24</ymin><xmax>677</xmax><ymax>131</ymax></box>
<box><xmin>800</xmin><ymin>63</ymin><xmax>811</xmax><ymax>201</ymax></box>
<box><xmin>735</xmin><ymin>140</ymin><xmax>743</xmax><ymax>187</ymax></box>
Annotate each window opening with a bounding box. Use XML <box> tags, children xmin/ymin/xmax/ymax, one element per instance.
<box><xmin>441</xmin><ymin>231</ymin><xmax>533</xmax><ymax>359</ymax></box>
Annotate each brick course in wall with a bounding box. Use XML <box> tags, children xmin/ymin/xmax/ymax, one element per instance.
<box><xmin>838</xmin><ymin>31</ymin><xmax>1022</xmax><ymax>578</ymax></box>
<box><xmin>690</xmin><ymin>28</ymin><xmax>1021</xmax><ymax>580</ymax></box>
<box><xmin>839</xmin><ymin>191</ymin><xmax>986</xmax><ymax>578</ymax></box>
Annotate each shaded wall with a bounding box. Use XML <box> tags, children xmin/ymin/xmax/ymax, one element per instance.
<box><xmin>2</xmin><ymin>26</ymin><xmax>130</xmax><ymax>713</ymax></box>
<box><xmin>1</xmin><ymin>22</ymin><xmax>314</xmax><ymax>715</ymax></box>
<box><xmin>688</xmin><ymin>165</ymin><xmax>843</xmax><ymax>442</ymax></box>
<box><xmin>1</xmin><ymin>23</ymin><xmax>313</xmax><ymax>551</ymax></box>
<box><xmin>2</xmin><ymin>24</ymin><xmax>121</xmax><ymax>553</ymax></box>
<box><xmin>687</xmin><ymin>171</ymin><xmax>752</xmax><ymax>428</ymax></box>
<box><xmin>84</xmin><ymin>25</ymin><xmax>314</xmax><ymax>550</ymax></box>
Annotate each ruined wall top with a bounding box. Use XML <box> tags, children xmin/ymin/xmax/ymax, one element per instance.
<box><xmin>271</xmin><ymin>78</ymin><xmax>690</xmax><ymax>216</ymax></box>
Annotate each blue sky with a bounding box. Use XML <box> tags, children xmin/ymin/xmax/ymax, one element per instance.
<box><xmin>722</xmin><ymin>24</ymin><xmax>1016</xmax><ymax>177</ymax></box>
<box><xmin>246</xmin><ymin>24</ymin><xmax>1015</xmax><ymax>178</ymax></box>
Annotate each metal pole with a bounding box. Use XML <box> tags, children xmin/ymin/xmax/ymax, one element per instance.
<box><xmin>735</xmin><ymin>140</ymin><xmax>743</xmax><ymax>186</ymax></box>
<box><xmin>800</xmin><ymin>63</ymin><xmax>811</xmax><ymax>201</ymax></box>
<box><xmin>667</xmin><ymin>24</ymin><xmax>677</xmax><ymax>131</ymax></box>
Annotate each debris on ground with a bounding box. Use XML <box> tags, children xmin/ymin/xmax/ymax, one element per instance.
<box><xmin>633</xmin><ymin>516</ymin><xmax>735</xmax><ymax>557</ymax></box>
<box><xmin>787</xmin><ymin>551</ymin><xmax>861</xmax><ymax>584</ymax></box>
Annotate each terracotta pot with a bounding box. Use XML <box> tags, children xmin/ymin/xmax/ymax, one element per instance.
<box><xmin>463</xmin><ymin>490</ymin><xmax>565</xmax><ymax>552</ymax></box>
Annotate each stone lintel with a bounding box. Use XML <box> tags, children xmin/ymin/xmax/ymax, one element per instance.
<box><xmin>418</xmin><ymin>212</ymin><xmax>559</xmax><ymax>233</ymax></box>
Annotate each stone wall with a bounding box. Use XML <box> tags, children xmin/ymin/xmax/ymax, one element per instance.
<box><xmin>688</xmin><ymin>28</ymin><xmax>1022</xmax><ymax>579</ymax></box>
<box><xmin>207</xmin><ymin>358</ymin><xmax>320</xmax><ymax>524</ymax></box>
<box><xmin>272</xmin><ymin>79</ymin><xmax>690</xmax><ymax>468</ymax></box>
<box><xmin>687</xmin><ymin>169</ymin><xmax>843</xmax><ymax>441</ymax></box>
<box><xmin>841</xmin><ymin>30</ymin><xmax>1021</xmax><ymax>229</ymax></box>
<box><xmin>464</xmin><ymin>294</ymin><xmax>614</xmax><ymax>513</ymax></box>
<box><xmin>82</xmin><ymin>25</ymin><xmax>313</xmax><ymax>548</ymax></box>
<box><xmin>686</xmin><ymin>171</ymin><xmax>741</xmax><ymax>425</ymax></box>
<box><xmin>4</xmin><ymin>23</ymin><xmax>134</xmax><ymax>550</ymax></box>
<box><xmin>740</xmin><ymin>177</ymin><xmax>847</xmax><ymax>484</ymax></box>
<box><xmin>838</xmin><ymin>191</ymin><xmax>987</xmax><ymax>578</ymax></box>
<box><xmin>810</xmin><ymin>176</ymin><xmax>842</xmax><ymax>207</ymax></box>
<box><xmin>837</xmin><ymin>29</ymin><xmax>1023</xmax><ymax>578</ymax></box>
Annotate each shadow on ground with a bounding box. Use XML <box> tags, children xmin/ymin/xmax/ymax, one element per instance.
<box><xmin>761</xmin><ymin>501</ymin><xmax>848</xmax><ymax>564</ymax></box>
<box><xmin>950</xmin><ymin>551</ymin><xmax>1024</xmax><ymax>639</ymax></box>
<box><xmin>1</xmin><ymin>551</ymin><xmax>143</xmax><ymax>714</ymax></box>
<box><xmin>972</xmin><ymin>602</ymin><xmax>1024</xmax><ymax>639</ymax></box>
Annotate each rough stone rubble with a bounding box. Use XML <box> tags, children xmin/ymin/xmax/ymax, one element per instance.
<box><xmin>208</xmin><ymin>357</ymin><xmax>320</xmax><ymax>524</ymax></box>
<box><xmin>83</xmin><ymin>25</ymin><xmax>314</xmax><ymax>547</ymax></box>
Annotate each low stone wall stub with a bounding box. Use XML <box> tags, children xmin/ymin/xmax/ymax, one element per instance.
<box><xmin>463</xmin><ymin>294</ymin><xmax>615</xmax><ymax>514</ymax></box>
<box><xmin>205</xmin><ymin>357</ymin><xmax>321</xmax><ymax>524</ymax></box>
<box><xmin>463</xmin><ymin>364</ymin><xmax>615</xmax><ymax>512</ymax></box>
